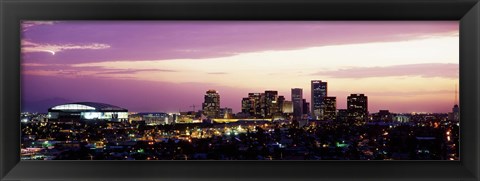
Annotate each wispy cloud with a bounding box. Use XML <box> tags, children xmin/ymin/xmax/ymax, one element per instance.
<box><xmin>312</xmin><ymin>63</ymin><xmax>458</xmax><ymax>79</ymax></box>
<box><xmin>22</xmin><ymin>21</ymin><xmax>59</xmax><ymax>31</ymax></box>
<box><xmin>22</xmin><ymin>63</ymin><xmax>176</xmax><ymax>78</ymax></box>
<box><xmin>22</xmin><ymin>40</ymin><xmax>110</xmax><ymax>55</ymax></box>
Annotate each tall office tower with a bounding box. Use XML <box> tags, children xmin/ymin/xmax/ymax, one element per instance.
<box><xmin>323</xmin><ymin>96</ymin><xmax>337</xmax><ymax>121</ymax></box>
<box><xmin>264</xmin><ymin>90</ymin><xmax>278</xmax><ymax>118</ymax></box>
<box><xmin>277</xmin><ymin>96</ymin><xmax>285</xmax><ymax>114</ymax></box>
<box><xmin>291</xmin><ymin>88</ymin><xmax>303</xmax><ymax>119</ymax></box>
<box><xmin>311</xmin><ymin>80</ymin><xmax>327</xmax><ymax>120</ymax></box>
<box><xmin>347</xmin><ymin>94</ymin><xmax>368</xmax><ymax>122</ymax></box>
<box><xmin>241</xmin><ymin>97</ymin><xmax>253</xmax><ymax>116</ymax></box>
<box><xmin>202</xmin><ymin>90</ymin><xmax>220</xmax><ymax>118</ymax></box>
<box><xmin>248</xmin><ymin>93</ymin><xmax>265</xmax><ymax>118</ymax></box>
<box><xmin>302</xmin><ymin>99</ymin><xmax>310</xmax><ymax>115</ymax></box>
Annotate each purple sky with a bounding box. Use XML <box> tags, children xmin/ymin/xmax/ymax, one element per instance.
<box><xmin>21</xmin><ymin>21</ymin><xmax>459</xmax><ymax>113</ymax></box>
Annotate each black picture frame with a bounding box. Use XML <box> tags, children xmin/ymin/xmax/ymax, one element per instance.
<box><xmin>1</xmin><ymin>0</ymin><xmax>479</xmax><ymax>180</ymax></box>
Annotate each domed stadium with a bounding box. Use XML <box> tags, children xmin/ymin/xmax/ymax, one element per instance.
<box><xmin>47</xmin><ymin>102</ymin><xmax>128</xmax><ymax>122</ymax></box>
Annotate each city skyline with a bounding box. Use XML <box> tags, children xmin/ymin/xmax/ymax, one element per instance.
<box><xmin>21</xmin><ymin>21</ymin><xmax>459</xmax><ymax>113</ymax></box>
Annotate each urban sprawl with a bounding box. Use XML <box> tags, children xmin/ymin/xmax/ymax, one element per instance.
<box><xmin>21</xmin><ymin>80</ymin><xmax>460</xmax><ymax>160</ymax></box>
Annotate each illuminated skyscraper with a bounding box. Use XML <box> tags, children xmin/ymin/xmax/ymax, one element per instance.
<box><xmin>311</xmin><ymin>80</ymin><xmax>327</xmax><ymax>120</ymax></box>
<box><xmin>323</xmin><ymin>96</ymin><xmax>336</xmax><ymax>121</ymax></box>
<box><xmin>291</xmin><ymin>88</ymin><xmax>303</xmax><ymax>119</ymax></box>
<box><xmin>241</xmin><ymin>93</ymin><xmax>265</xmax><ymax>118</ymax></box>
<box><xmin>251</xmin><ymin>93</ymin><xmax>265</xmax><ymax>117</ymax></box>
<box><xmin>202</xmin><ymin>90</ymin><xmax>220</xmax><ymax>118</ymax></box>
<box><xmin>241</xmin><ymin>97</ymin><xmax>253</xmax><ymax>116</ymax></box>
<box><xmin>242</xmin><ymin>91</ymin><xmax>286</xmax><ymax>118</ymax></box>
<box><xmin>347</xmin><ymin>94</ymin><xmax>368</xmax><ymax>122</ymax></box>
<box><xmin>264</xmin><ymin>90</ymin><xmax>278</xmax><ymax>118</ymax></box>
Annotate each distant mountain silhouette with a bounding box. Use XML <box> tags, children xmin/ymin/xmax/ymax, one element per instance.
<box><xmin>22</xmin><ymin>97</ymin><xmax>73</xmax><ymax>113</ymax></box>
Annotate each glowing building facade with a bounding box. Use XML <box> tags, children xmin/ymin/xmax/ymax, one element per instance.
<box><xmin>264</xmin><ymin>90</ymin><xmax>279</xmax><ymax>118</ymax></box>
<box><xmin>202</xmin><ymin>90</ymin><xmax>220</xmax><ymax>118</ymax></box>
<box><xmin>323</xmin><ymin>96</ymin><xmax>337</xmax><ymax>121</ymax></box>
<box><xmin>241</xmin><ymin>93</ymin><xmax>264</xmax><ymax>118</ymax></box>
<box><xmin>347</xmin><ymin>94</ymin><xmax>368</xmax><ymax>122</ymax></box>
<box><xmin>282</xmin><ymin>101</ymin><xmax>294</xmax><ymax>114</ymax></box>
<box><xmin>311</xmin><ymin>80</ymin><xmax>327</xmax><ymax>120</ymax></box>
<box><xmin>241</xmin><ymin>91</ymin><xmax>287</xmax><ymax>119</ymax></box>
<box><xmin>47</xmin><ymin>102</ymin><xmax>128</xmax><ymax>122</ymax></box>
<box><xmin>219</xmin><ymin>107</ymin><xmax>234</xmax><ymax>119</ymax></box>
<box><xmin>136</xmin><ymin>112</ymin><xmax>170</xmax><ymax>125</ymax></box>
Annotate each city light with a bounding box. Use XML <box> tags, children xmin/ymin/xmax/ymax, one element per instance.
<box><xmin>20</xmin><ymin>21</ymin><xmax>459</xmax><ymax>161</ymax></box>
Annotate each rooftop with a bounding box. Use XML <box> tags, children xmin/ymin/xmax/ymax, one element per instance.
<box><xmin>48</xmin><ymin>102</ymin><xmax>128</xmax><ymax>112</ymax></box>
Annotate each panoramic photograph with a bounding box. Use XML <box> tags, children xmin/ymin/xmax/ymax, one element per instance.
<box><xmin>20</xmin><ymin>21</ymin><xmax>459</xmax><ymax>160</ymax></box>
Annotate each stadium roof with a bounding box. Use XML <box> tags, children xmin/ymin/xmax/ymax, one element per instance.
<box><xmin>48</xmin><ymin>102</ymin><xmax>128</xmax><ymax>112</ymax></box>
